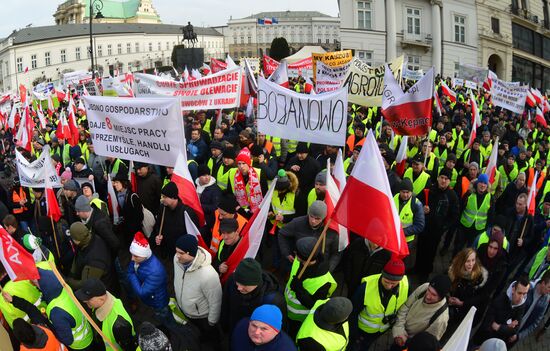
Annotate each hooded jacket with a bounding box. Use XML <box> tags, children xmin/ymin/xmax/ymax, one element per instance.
<box><xmin>127</xmin><ymin>255</ymin><xmax>169</xmax><ymax>310</ymax></box>
<box><xmin>173</xmin><ymin>246</ymin><xmax>222</xmax><ymax>325</ymax></box>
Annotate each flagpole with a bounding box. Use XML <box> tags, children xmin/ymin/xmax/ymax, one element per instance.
<box><xmin>37</xmin><ymin>248</ymin><xmax>118</xmax><ymax>351</ymax></box>
<box><xmin>297</xmin><ymin>218</ymin><xmax>332</xmax><ymax>279</ymax></box>
<box><xmin>49</xmin><ymin>217</ymin><xmax>62</xmax><ymax>267</ymax></box>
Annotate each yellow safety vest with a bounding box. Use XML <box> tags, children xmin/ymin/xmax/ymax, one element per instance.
<box><xmin>393</xmin><ymin>194</ymin><xmax>416</xmax><ymax>242</ymax></box>
<box><xmin>271</xmin><ymin>191</ymin><xmax>296</xmax><ymax>228</ymax></box>
<box><xmin>403</xmin><ymin>168</ymin><xmax>430</xmax><ymax>196</ymax></box>
<box><xmin>460</xmin><ymin>192</ymin><xmax>491</xmax><ymax>231</ymax></box>
<box><xmin>296</xmin><ymin>299</ymin><xmax>350</xmax><ymax>350</ymax></box>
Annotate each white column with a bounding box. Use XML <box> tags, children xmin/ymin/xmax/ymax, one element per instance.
<box><xmin>431</xmin><ymin>1</ymin><xmax>442</xmax><ymax>75</ymax></box>
<box><xmin>386</xmin><ymin>0</ymin><xmax>397</xmax><ymax>61</ymax></box>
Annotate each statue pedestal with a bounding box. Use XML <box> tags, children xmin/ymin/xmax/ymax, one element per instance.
<box><xmin>172</xmin><ymin>47</ymin><xmax>204</xmax><ymax>70</ymax></box>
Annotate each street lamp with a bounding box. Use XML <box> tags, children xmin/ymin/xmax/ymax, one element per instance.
<box><xmin>89</xmin><ymin>0</ymin><xmax>104</xmax><ymax>79</ymax></box>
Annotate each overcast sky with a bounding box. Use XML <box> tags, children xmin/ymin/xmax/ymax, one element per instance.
<box><xmin>0</xmin><ymin>0</ymin><xmax>340</xmax><ymax>37</ymax></box>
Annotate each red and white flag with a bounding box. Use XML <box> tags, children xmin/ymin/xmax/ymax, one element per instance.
<box><xmin>268</xmin><ymin>60</ymin><xmax>289</xmax><ymax>88</ymax></box>
<box><xmin>527</xmin><ymin>172</ymin><xmax>538</xmax><ymax>215</ymax></box>
<box><xmin>381</xmin><ymin>65</ymin><xmax>434</xmax><ymax>136</ymax></box>
<box><xmin>172</xmin><ymin>151</ymin><xmax>205</xmax><ymax>226</ymax></box>
<box><xmin>243</xmin><ymin>59</ymin><xmax>258</xmax><ymax>97</ymax></box>
<box><xmin>467</xmin><ymin>123</ymin><xmax>477</xmax><ymax>149</ymax></box>
<box><xmin>0</xmin><ymin>226</ymin><xmax>39</xmax><ymax>281</ymax></box>
<box><xmin>526</xmin><ymin>89</ymin><xmax>536</xmax><ymax>107</ymax></box>
<box><xmin>395</xmin><ymin>135</ymin><xmax>409</xmax><ymax>177</ymax></box>
<box><xmin>15</xmin><ymin>104</ymin><xmax>32</xmax><ymax>152</ymax></box>
<box><xmin>440</xmin><ymin>81</ymin><xmax>457</xmax><ymax>103</ymax></box>
<box><xmin>304</xmin><ymin>74</ymin><xmax>315</xmax><ymax>95</ymax></box>
<box><xmin>535</xmin><ymin>107</ymin><xmax>548</xmax><ymax>128</ymax></box>
<box><xmin>333</xmin><ymin>130</ymin><xmax>409</xmax><ymax>257</ymax></box>
<box><xmin>201</xmin><ymin>63</ymin><xmax>212</xmax><ymax>75</ymax></box>
<box><xmin>225</xmin><ymin>55</ymin><xmax>237</xmax><ymax>69</ymax></box>
<box><xmin>434</xmin><ymin>90</ymin><xmax>443</xmax><ymax>116</ymax></box>
<box><xmin>182</xmin><ymin>66</ymin><xmax>190</xmax><ymax>82</ymax></box>
<box><xmin>184</xmin><ymin>211</ymin><xmax>213</xmax><ymax>257</ymax></box>
<box><xmin>543</xmin><ymin>98</ymin><xmax>550</xmax><ymax>114</ymax></box>
<box><xmin>43</xmin><ymin>148</ymin><xmax>62</xmax><ymax>222</ymax></box>
<box><xmin>484</xmin><ymin>137</ymin><xmax>499</xmax><ymax>184</ymax></box>
<box><xmin>221</xmin><ymin>179</ymin><xmax>277</xmax><ymax>283</ymax></box>
<box><xmin>326</xmin><ymin>157</ymin><xmax>349</xmax><ymax>251</ymax></box>
<box><xmin>36</xmin><ymin>104</ymin><xmax>47</xmax><ymax>130</ymax></box>
<box><xmin>532</xmin><ymin>88</ymin><xmax>543</xmax><ymax>106</ymax></box>
<box><xmin>8</xmin><ymin>105</ymin><xmax>19</xmax><ymax>130</ymax></box>
<box><xmin>47</xmin><ymin>93</ymin><xmax>55</xmax><ymax>117</ymax></box>
<box><xmin>107</xmin><ymin>175</ymin><xmax>120</xmax><ymax>225</ymax></box>
<box><xmin>128</xmin><ymin>160</ymin><xmax>138</xmax><ymax>193</ymax></box>
<box><xmin>470</xmin><ymin>91</ymin><xmax>481</xmax><ymax>128</ymax></box>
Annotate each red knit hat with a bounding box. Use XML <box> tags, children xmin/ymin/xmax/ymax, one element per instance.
<box><xmin>129</xmin><ymin>232</ymin><xmax>152</xmax><ymax>258</ymax></box>
<box><xmin>236</xmin><ymin>148</ymin><xmax>252</xmax><ymax>166</ymax></box>
<box><xmin>382</xmin><ymin>259</ymin><xmax>405</xmax><ymax>281</ymax></box>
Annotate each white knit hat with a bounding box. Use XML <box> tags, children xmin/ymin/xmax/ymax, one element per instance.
<box><xmin>129</xmin><ymin>232</ymin><xmax>152</xmax><ymax>258</ymax></box>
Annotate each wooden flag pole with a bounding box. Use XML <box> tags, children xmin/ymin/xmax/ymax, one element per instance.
<box><xmin>297</xmin><ymin>218</ymin><xmax>332</xmax><ymax>279</ymax></box>
<box><xmin>156</xmin><ymin>206</ymin><xmax>166</xmax><ymax>245</ymax></box>
<box><xmin>49</xmin><ymin>217</ymin><xmax>61</xmax><ymax>264</ymax></box>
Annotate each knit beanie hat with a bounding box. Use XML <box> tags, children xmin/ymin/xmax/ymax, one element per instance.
<box><xmin>315</xmin><ymin>171</ymin><xmax>327</xmax><ymax>185</ymax></box>
<box><xmin>318</xmin><ymin>297</ymin><xmax>353</xmax><ymax>325</ymax></box>
<box><xmin>69</xmin><ymin>222</ymin><xmax>91</xmax><ymax>244</ymax></box>
<box><xmin>480</xmin><ymin>338</ymin><xmax>507</xmax><ymax>351</ymax></box>
<box><xmin>161</xmin><ymin>182</ymin><xmax>179</xmax><ymax>199</ymax></box>
<box><xmin>81</xmin><ymin>182</ymin><xmax>94</xmax><ymax>193</ymax></box>
<box><xmin>438</xmin><ymin>168</ymin><xmax>452</xmax><ymax>180</ymax></box>
<box><xmin>477</xmin><ymin>173</ymin><xmax>489</xmax><ymax>185</ymax></box>
<box><xmin>399</xmin><ymin>179</ymin><xmax>413</xmax><ymax>192</ymax></box>
<box><xmin>275</xmin><ymin>169</ymin><xmax>290</xmax><ymax>191</ymax></box>
<box><xmin>138</xmin><ymin>322</ymin><xmax>172</xmax><ymax>351</ymax></box>
<box><xmin>429</xmin><ymin>275</ymin><xmax>451</xmax><ymax>299</ymax></box>
<box><xmin>296</xmin><ymin>142</ymin><xmax>309</xmax><ymax>153</ymax></box>
<box><xmin>63</xmin><ymin>179</ymin><xmax>79</xmax><ymax>191</ymax></box>
<box><xmin>218</xmin><ymin>195</ymin><xmax>238</xmax><ymax>214</ymax></box>
<box><xmin>129</xmin><ymin>232</ymin><xmax>152</xmax><ymax>258</ymax></box>
<box><xmin>222</xmin><ymin>147</ymin><xmax>237</xmax><ymax>159</ymax></box>
<box><xmin>61</xmin><ymin>167</ymin><xmax>73</xmax><ymax>180</ymax></box>
<box><xmin>308</xmin><ymin>200</ymin><xmax>327</xmax><ymax>219</ymax></box>
<box><xmin>236</xmin><ymin>148</ymin><xmax>252</xmax><ymax>166</ymax></box>
<box><xmin>74</xmin><ymin>195</ymin><xmax>92</xmax><ymax>212</ymax></box>
<box><xmin>296</xmin><ymin>237</ymin><xmax>319</xmax><ymax>261</ymax></box>
<box><xmin>407</xmin><ymin>331</ymin><xmax>440</xmax><ymax>351</ymax></box>
<box><xmin>22</xmin><ymin>234</ymin><xmax>41</xmax><ymax>251</ymax></box>
<box><xmin>219</xmin><ymin>218</ymin><xmax>239</xmax><ymax>233</ymax></box>
<box><xmin>234</xmin><ymin>258</ymin><xmax>262</xmax><ymax>286</ymax></box>
<box><xmin>382</xmin><ymin>259</ymin><xmax>405</xmax><ymax>281</ymax></box>
<box><xmin>175</xmin><ymin>234</ymin><xmax>198</xmax><ymax>257</ymax></box>
<box><xmin>469</xmin><ymin>161</ymin><xmax>479</xmax><ymax>170</ymax></box>
<box><xmin>210</xmin><ymin>140</ymin><xmax>224</xmax><ymax>151</ymax></box>
<box><xmin>197</xmin><ymin>164</ymin><xmax>210</xmax><ymax>177</ymax></box>
<box><xmin>250</xmin><ymin>305</ymin><xmax>282</xmax><ymax>332</ymax></box>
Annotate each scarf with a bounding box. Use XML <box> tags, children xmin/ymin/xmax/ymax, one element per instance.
<box><xmin>234</xmin><ymin>167</ymin><xmax>263</xmax><ymax>213</ymax></box>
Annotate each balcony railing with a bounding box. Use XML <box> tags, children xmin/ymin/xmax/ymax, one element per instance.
<box><xmin>511</xmin><ymin>6</ymin><xmax>543</xmax><ymax>26</ymax></box>
<box><xmin>401</xmin><ymin>31</ymin><xmax>432</xmax><ymax>48</ymax></box>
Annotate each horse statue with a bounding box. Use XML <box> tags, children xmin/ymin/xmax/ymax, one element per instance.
<box><xmin>182</xmin><ymin>22</ymin><xmax>198</xmax><ymax>46</ymax></box>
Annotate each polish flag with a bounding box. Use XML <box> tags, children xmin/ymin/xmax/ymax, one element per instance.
<box><xmin>19</xmin><ymin>85</ymin><xmax>27</xmax><ymax>104</ymax></box>
<box><xmin>434</xmin><ymin>90</ymin><xmax>443</xmax><ymax>115</ymax></box>
<box><xmin>395</xmin><ymin>135</ymin><xmax>409</xmax><ymax>177</ymax></box>
<box><xmin>7</xmin><ymin>105</ymin><xmax>19</xmax><ymax>130</ymax></box>
<box><xmin>535</xmin><ymin>107</ymin><xmax>548</xmax><ymax>128</ymax></box>
<box><xmin>36</xmin><ymin>104</ymin><xmax>47</xmax><ymax>129</ymax></box>
<box><xmin>55</xmin><ymin>111</ymin><xmax>72</xmax><ymax>145</ymax></box>
<box><xmin>243</xmin><ymin>59</ymin><xmax>258</xmax><ymax>96</ymax></box>
<box><xmin>173</xmin><ymin>151</ymin><xmax>205</xmax><ymax>226</ymax></box>
<box><xmin>527</xmin><ymin>172</ymin><xmax>538</xmax><ymax>215</ymax></box>
<box><xmin>191</xmin><ymin>69</ymin><xmax>202</xmax><ymax>81</ymax></box>
<box><xmin>15</xmin><ymin>104</ymin><xmax>32</xmax><ymax>152</ymax></box>
<box><xmin>333</xmin><ymin>130</ymin><xmax>409</xmax><ymax>257</ymax></box>
<box><xmin>183</xmin><ymin>66</ymin><xmax>190</xmax><ymax>82</ymax></box>
<box><xmin>470</xmin><ymin>91</ymin><xmax>481</xmax><ymax>128</ymax></box>
<box><xmin>221</xmin><ymin>179</ymin><xmax>277</xmax><ymax>283</ymax></box>
<box><xmin>268</xmin><ymin>60</ymin><xmax>289</xmax><ymax>88</ymax></box>
<box><xmin>65</xmin><ymin>111</ymin><xmax>80</xmax><ymax>147</ymax></box>
<box><xmin>526</xmin><ymin>89</ymin><xmax>536</xmax><ymax>107</ymax></box>
<box><xmin>128</xmin><ymin>160</ymin><xmax>138</xmax><ymax>193</ymax></box>
<box><xmin>333</xmin><ymin>149</ymin><xmax>347</xmax><ymax>192</ymax></box>
<box><xmin>440</xmin><ymin>81</ymin><xmax>457</xmax><ymax>103</ymax></box>
<box><xmin>245</xmin><ymin>96</ymin><xmax>254</xmax><ymax>119</ymax></box>
<box><xmin>106</xmin><ymin>175</ymin><xmax>120</xmax><ymax>225</ymax></box>
<box><xmin>210</xmin><ymin>58</ymin><xmax>227</xmax><ymax>73</ymax></box>
<box><xmin>225</xmin><ymin>55</ymin><xmax>237</xmax><ymax>69</ymax></box>
<box><xmin>304</xmin><ymin>74</ymin><xmax>315</xmax><ymax>94</ymax></box>
<box><xmin>184</xmin><ymin>211</ymin><xmax>213</xmax><ymax>257</ymax></box>
<box><xmin>532</xmin><ymin>88</ymin><xmax>543</xmax><ymax>106</ymax></box>
<box><xmin>47</xmin><ymin>93</ymin><xmax>55</xmax><ymax>116</ymax></box>
<box><xmin>54</xmin><ymin>89</ymin><xmax>67</xmax><ymax>103</ymax></box>
<box><xmin>381</xmin><ymin>65</ymin><xmax>434</xmax><ymax>136</ymax></box>
<box><xmin>43</xmin><ymin>147</ymin><xmax>62</xmax><ymax>222</ymax></box>
<box><xmin>467</xmin><ymin>123</ymin><xmax>477</xmax><ymax>149</ymax></box>
<box><xmin>0</xmin><ymin>226</ymin><xmax>39</xmax><ymax>281</ymax></box>
<box><xmin>543</xmin><ymin>98</ymin><xmax>550</xmax><ymax>114</ymax></box>
<box><xmin>201</xmin><ymin>63</ymin><xmax>211</xmax><ymax>75</ymax></box>
<box><xmin>484</xmin><ymin>137</ymin><xmax>499</xmax><ymax>184</ymax></box>
<box><xmin>325</xmin><ymin>158</ymin><xmax>349</xmax><ymax>251</ymax></box>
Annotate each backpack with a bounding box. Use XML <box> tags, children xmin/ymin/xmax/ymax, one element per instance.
<box><xmin>130</xmin><ymin>193</ymin><xmax>155</xmax><ymax>237</ymax></box>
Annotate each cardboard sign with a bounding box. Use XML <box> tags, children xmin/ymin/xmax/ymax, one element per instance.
<box><xmin>15</xmin><ymin>146</ymin><xmax>61</xmax><ymax>188</ymax></box>
<box><xmin>490</xmin><ymin>79</ymin><xmax>529</xmax><ymax>114</ymax></box>
<box><xmin>312</xmin><ymin>50</ymin><xmax>353</xmax><ymax>81</ymax></box>
<box><xmin>315</xmin><ymin>60</ymin><xmax>351</xmax><ymax>93</ymax></box>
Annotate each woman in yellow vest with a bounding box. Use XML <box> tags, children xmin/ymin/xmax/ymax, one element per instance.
<box><xmin>296</xmin><ymin>297</ymin><xmax>353</xmax><ymax>351</ymax></box>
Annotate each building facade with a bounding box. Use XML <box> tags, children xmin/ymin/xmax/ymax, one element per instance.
<box><xmin>54</xmin><ymin>0</ymin><xmax>161</xmax><ymax>25</ymax></box>
<box><xmin>339</xmin><ymin>0</ymin><xmax>479</xmax><ymax>77</ymax></box>
<box><xmin>0</xmin><ymin>24</ymin><xmax>224</xmax><ymax>92</ymax></box>
<box><xmin>476</xmin><ymin>0</ymin><xmax>550</xmax><ymax>90</ymax></box>
<box><xmin>226</xmin><ymin>11</ymin><xmax>340</xmax><ymax>59</ymax></box>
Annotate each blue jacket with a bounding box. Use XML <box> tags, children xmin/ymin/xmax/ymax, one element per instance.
<box><xmin>127</xmin><ymin>255</ymin><xmax>169</xmax><ymax>309</ymax></box>
<box><xmin>231</xmin><ymin>318</ymin><xmax>297</xmax><ymax>351</ymax></box>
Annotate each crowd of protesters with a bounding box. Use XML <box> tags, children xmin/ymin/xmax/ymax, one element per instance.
<box><xmin>0</xmin><ymin>72</ymin><xmax>549</xmax><ymax>351</ymax></box>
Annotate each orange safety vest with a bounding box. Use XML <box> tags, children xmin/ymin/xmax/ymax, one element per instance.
<box><xmin>346</xmin><ymin>135</ymin><xmax>365</xmax><ymax>154</ymax></box>
<box><xmin>461</xmin><ymin>177</ymin><xmax>471</xmax><ymax>198</ymax></box>
<box><xmin>528</xmin><ymin>168</ymin><xmax>546</xmax><ymax>192</ymax></box>
<box><xmin>209</xmin><ymin>210</ymin><xmax>248</xmax><ymax>253</ymax></box>
<box><xmin>20</xmin><ymin>325</ymin><xmax>66</xmax><ymax>351</ymax></box>
<box><xmin>12</xmin><ymin>188</ymin><xmax>28</xmax><ymax>214</ymax></box>
<box><xmin>263</xmin><ymin>140</ymin><xmax>274</xmax><ymax>155</ymax></box>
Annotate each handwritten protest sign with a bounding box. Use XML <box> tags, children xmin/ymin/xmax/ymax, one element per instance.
<box><xmin>83</xmin><ymin>96</ymin><xmax>184</xmax><ymax>166</ymax></box>
<box><xmin>315</xmin><ymin>60</ymin><xmax>351</xmax><ymax>93</ymax></box>
<box><xmin>15</xmin><ymin>146</ymin><xmax>61</xmax><ymax>188</ymax></box>
<box><xmin>134</xmin><ymin>66</ymin><xmax>242</xmax><ymax>110</ymax></box>
<box><xmin>342</xmin><ymin>55</ymin><xmax>404</xmax><ymax>107</ymax></box>
<box><xmin>312</xmin><ymin>50</ymin><xmax>353</xmax><ymax>81</ymax></box>
<box><xmin>257</xmin><ymin>77</ymin><xmax>347</xmax><ymax>146</ymax></box>
<box><xmin>490</xmin><ymin>78</ymin><xmax>528</xmax><ymax>114</ymax></box>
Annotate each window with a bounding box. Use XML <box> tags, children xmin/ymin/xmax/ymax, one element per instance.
<box><xmin>356</xmin><ymin>50</ymin><xmax>373</xmax><ymax>65</ymax></box>
<box><xmin>60</xmin><ymin>49</ymin><xmax>66</xmax><ymax>63</ymax></box>
<box><xmin>407</xmin><ymin>55</ymin><xmax>421</xmax><ymax>70</ymax></box>
<box><xmin>240</xmin><ymin>36</ymin><xmax>244</xmax><ymax>44</ymax></box>
<box><xmin>98</xmin><ymin>45</ymin><xmax>103</xmax><ymax>57</ymax></box>
<box><xmin>148</xmin><ymin>42</ymin><xmax>153</xmax><ymax>52</ymax></box>
<box><xmin>166</xmin><ymin>41</ymin><xmax>170</xmax><ymax>50</ymax></box>
<box><xmin>318</xmin><ymin>38</ymin><xmax>321</xmax><ymax>43</ymax></box>
<box><xmin>454</xmin><ymin>15</ymin><xmax>466</xmax><ymax>43</ymax></box>
<box><xmin>135</xmin><ymin>42</ymin><xmax>140</xmax><ymax>53</ymax></box>
<box><xmin>117</xmin><ymin>44</ymin><xmax>122</xmax><ymax>54</ymax></box>
<box><xmin>491</xmin><ymin>17</ymin><xmax>500</xmax><ymax>34</ymax></box>
<box><xmin>45</xmin><ymin>52</ymin><xmax>51</xmax><ymax>66</ymax></box>
<box><xmin>107</xmin><ymin>44</ymin><xmax>112</xmax><ymax>56</ymax></box>
<box><xmin>127</xmin><ymin>43</ymin><xmax>131</xmax><ymax>53</ymax></box>
<box><xmin>357</xmin><ymin>1</ymin><xmax>372</xmax><ymax>29</ymax></box>
<box><xmin>326</xmin><ymin>38</ymin><xmax>330</xmax><ymax>44</ymax></box>
<box><xmin>406</xmin><ymin>8</ymin><xmax>421</xmax><ymax>36</ymax></box>
<box><xmin>16</xmin><ymin>57</ymin><xmax>22</xmax><ymax>73</ymax></box>
<box><xmin>158</xmin><ymin>42</ymin><xmax>161</xmax><ymax>51</ymax></box>
<box><xmin>248</xmin><ymin>36</ymin><xmax>251</xmax><ymax>44</ymax></box>
<box><xmin>31</xmin><ymin>55</ymin><xmax>37</xmax><ymax>69</ymax></box>
<box><xmin>75</xmin><ymin>47</ymin><xmax>81</xmax><ymax>60</ymax></box>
